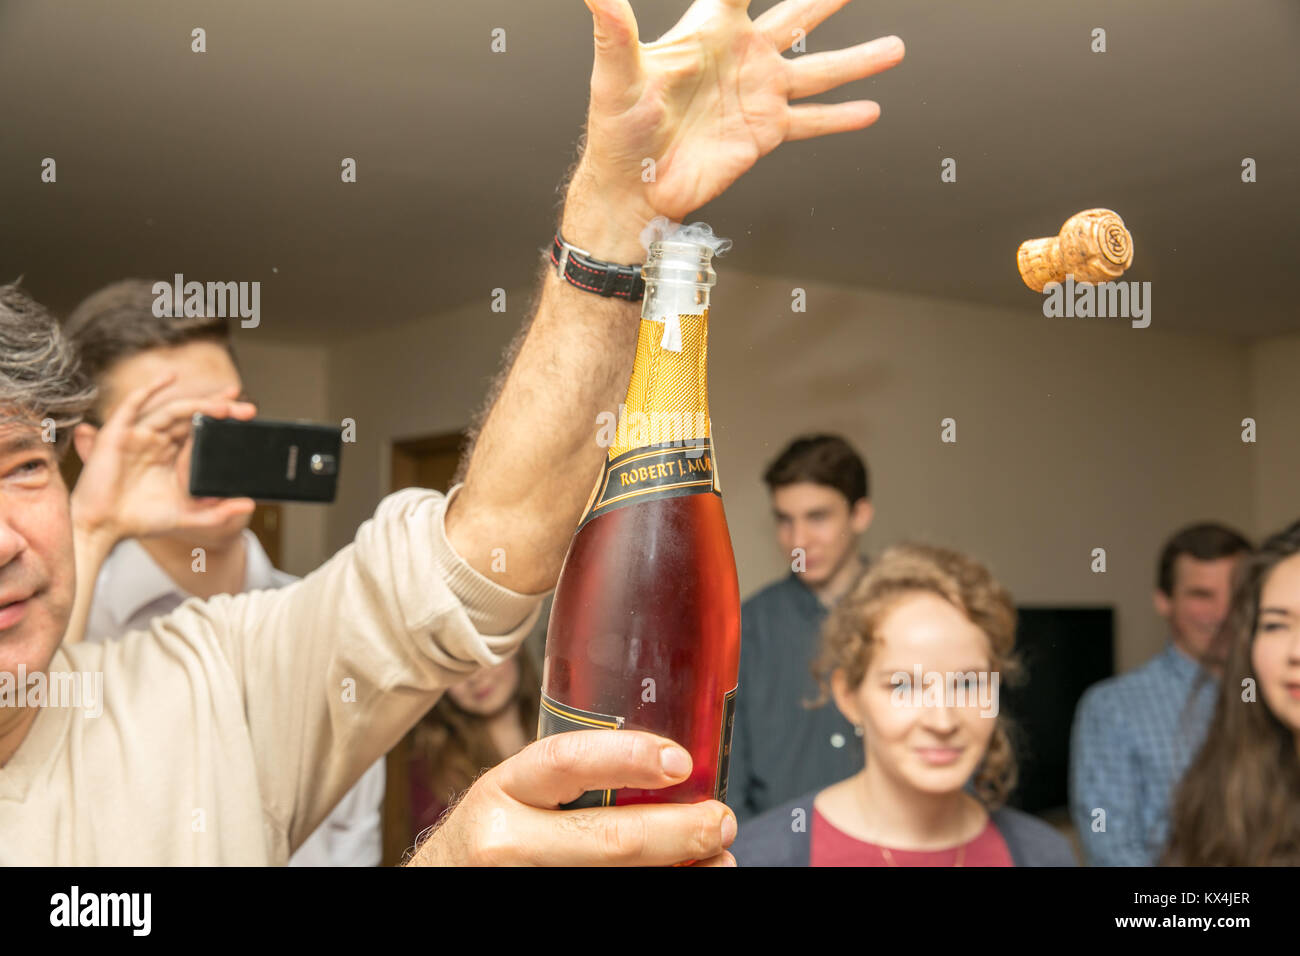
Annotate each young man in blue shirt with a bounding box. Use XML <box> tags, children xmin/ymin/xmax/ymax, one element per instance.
<box><xmin>1069</xmin><ymin>523</ymin><xmax>1251</xmax><ymax>866</ymax></box>
<box><xmin>728</xmin><ymin>435</ymin><xmax>874</xmax><ymax>821</ymax></box>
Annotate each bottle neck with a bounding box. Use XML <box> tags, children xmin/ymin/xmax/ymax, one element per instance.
<box><xmin>608</xmin><ymin>309</ymin><xmax>710</xmax><ymax>460</ymax></box>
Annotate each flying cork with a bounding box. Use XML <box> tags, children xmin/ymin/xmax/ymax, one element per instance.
<box><xmin>1017</xmin><ymin>209</ymin><xmax>1134</xmax><ymax>292</ymax></box>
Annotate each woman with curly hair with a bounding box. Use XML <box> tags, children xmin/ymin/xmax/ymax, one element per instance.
<box><xmin>1164</xmin><ymin>520</ymin><xmax>1300</xmax><ymax>866</ymax></box>
<box><xmin>733</xmin><ymin>543</ymin><xmax>1074</xmax><ymax>866</ymax></box>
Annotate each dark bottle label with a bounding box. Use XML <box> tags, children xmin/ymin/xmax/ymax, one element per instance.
<box><xmin>578</xmin><ymin>438</ymin><xmax>720</xmax><ymax>531</ymax></box>
<box><xmin>536</xmin><ymin>693</ymin><xmax>625</xmax><ymax>809</ymax></box>
<box><xmin>714</xmin><ymin>686</ymin><xmax>739</xmax><ymax>802</ymax></box>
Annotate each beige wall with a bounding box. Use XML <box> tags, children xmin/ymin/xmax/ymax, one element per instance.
<box><xmin>319</xmin><ymin>294</ymin><xmax>527</xmax><ymax>559</ymax></box>
<box><xmin>711</xmin><ymin>276</ymin><xmax>1253</xmax><ymax>673</ymax></box>
<box><xmin>266</xmin><ymin>273</ymin><xmax>1286</xmax><ymax>675</ymax></box>
<box><xmin>1248</xmin><ymin>332</ymin><xmax>1300</xmax><ymax>539</ymax></box>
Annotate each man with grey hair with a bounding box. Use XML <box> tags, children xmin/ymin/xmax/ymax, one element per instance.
<box><xmin>1</xmin><ymin>277</ymin><xmax>733</xmax><ymax>864</ymax></box>
<box><xmin>0</xmin><ymin>0</ymin><xmax>902</xmax><ymax>864</ymax></box>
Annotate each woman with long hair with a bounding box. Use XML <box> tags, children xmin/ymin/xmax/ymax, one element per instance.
<box><xmin>408</xmin><ymin>650</ymin><xmax>541</xmax><ymax>838</ymax></box>
<box><xmin>1164</xmin><ymin>520</ymin><xmax>1300</xmax><ymax>865</ymax></box>
<box><xmin>733</xmin><ymin>543</ymin><xmax>1074</xmax><ymax>866</ymax></box>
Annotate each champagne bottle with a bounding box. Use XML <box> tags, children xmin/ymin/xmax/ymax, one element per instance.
<box><xmin>538</xmin><ymin>230</ymin><xmax>741</xmax><ymax>809</ymax></box>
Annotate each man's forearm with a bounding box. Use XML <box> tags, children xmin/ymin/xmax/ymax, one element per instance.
<box><xmin>65</xmin><ymin>522</ymin><xmax>117</xmax><ymax>645</ymax></box>
<box><xmin>445</xmin><ymin>165</ymin><xmax>657</xmax><ymax>593</ymax></box>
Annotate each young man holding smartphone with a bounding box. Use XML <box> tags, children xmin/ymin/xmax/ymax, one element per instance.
<box><xmin>63</xmin><ymin>281</ymin><xmax>387</xmax><ymax>867</ymax></box>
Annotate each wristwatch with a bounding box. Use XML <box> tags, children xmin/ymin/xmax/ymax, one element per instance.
<box><xmin>551</xmin><ymin>233</ymin><xmax>645</xmax><ymax>302</ymax></box>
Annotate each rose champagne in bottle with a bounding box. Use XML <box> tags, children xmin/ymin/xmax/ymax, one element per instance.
<box><xmin>538</xmin><ymin>231</ymin><xmax>741</xmax><ymax>808</ymax></box>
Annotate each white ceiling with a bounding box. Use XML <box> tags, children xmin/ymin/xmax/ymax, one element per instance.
<box><xmin>2</xmin><ymin>0</ymin><xmax>1298</xmax><ymax>340</ymax></box>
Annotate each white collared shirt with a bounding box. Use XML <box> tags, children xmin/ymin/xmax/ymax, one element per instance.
<box><xmin>84</xmin><ymin>531</ymin><xmax>296</xmax><ymax>643</ymax></box>
<box><xmin>83</xmin><ymin>531</ymin><xmax>386</xmax><ymax>867</ymax></box>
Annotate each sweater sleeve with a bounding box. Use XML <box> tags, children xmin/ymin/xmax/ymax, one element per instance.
<box><xmin>197</xmin><ymin>483</ymin><xmax>548</xmax><ymax>854</ymax></box>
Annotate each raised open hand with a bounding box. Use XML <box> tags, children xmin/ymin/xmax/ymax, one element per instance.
<box><xmin>576</xmin><ymin>0</ymin><xmax>904</xmax><ymax>225</ymax></box>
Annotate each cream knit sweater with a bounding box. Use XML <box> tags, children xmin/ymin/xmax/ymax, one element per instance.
<box><xmin>0</xmin><ymin>486</ymin><xmax>545</xmax><ymax>864</ymax></box>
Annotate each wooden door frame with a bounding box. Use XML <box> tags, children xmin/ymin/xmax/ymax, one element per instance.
<box><xmin>381</xmin><ymin>430</ymin><xmax>466</xmax><ymax>865</ymax></box>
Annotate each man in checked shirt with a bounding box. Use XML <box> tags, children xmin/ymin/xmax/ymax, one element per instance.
<box><xmin>1069</xmin><ymin>523</ymin><xmax>1251</xmax><ymax>866</ymax></box>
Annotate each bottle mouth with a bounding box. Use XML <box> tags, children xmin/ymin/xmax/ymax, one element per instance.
<box><xmin>650</xmin><ymin>238</ymin><xmax>716</xmax><ymax>257</ymax></box>
<box><xmin>642</xmin><ymin>240</ymin><xmax>717</xmax><ymax>288</ymax></box>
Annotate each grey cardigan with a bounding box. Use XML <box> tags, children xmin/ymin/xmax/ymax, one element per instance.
<box><xmin>733</xmin><ymin>792</ymin><xmax>1078</xmax><ymax>867</ymax></box>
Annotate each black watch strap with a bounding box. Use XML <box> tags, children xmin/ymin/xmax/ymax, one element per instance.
<box><xmin>550</xmin><ymin>234</ymin><xmax>646</xmax><ymax>301</ymax></box>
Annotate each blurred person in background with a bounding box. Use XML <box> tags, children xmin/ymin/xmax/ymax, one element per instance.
<box><xmin>1164</xmin><ymin>520</ymin><xmax>1300</xmax><ymax>866</ymax></box>
<box><xmin>733</xmin><ymin>543</ymin><xmax>1075</xmax><ymax>866</ymax></box>
<box><xmin>408</xmin><ymin>652</ymin><xmax>540</xmax><ymax>840</ymax></box>
<box><xmin>728</xmin><ymin>435</ymin><xmax>873</xmax><ymax>821</ymax></box>
<box><xmin>1069</xmin><ymin>522</ymin><xmax>1251</xmax><ymax>866</ymax></box>
<box><xmin>63</xmin><ymin>279</ymin><xmax>386</xmax><ymax>867</ymax></box>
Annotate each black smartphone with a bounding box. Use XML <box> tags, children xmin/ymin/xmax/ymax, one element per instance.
<box><xmin>188</xmin><ymin>415</ymin><xmax>342</xmax><ymax>503</ymax></box>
